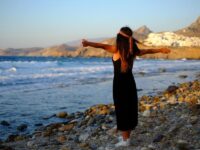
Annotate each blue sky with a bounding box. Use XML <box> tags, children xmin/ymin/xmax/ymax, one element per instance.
<box><xmin>0</xmin><ymin>0</ymin><xmax>200</xmax><ymax>48</ymax></box>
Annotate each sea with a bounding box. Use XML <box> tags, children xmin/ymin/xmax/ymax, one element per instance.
<box><xmin>0</xmin><ymin>56</ymin><xmax>200</xmax><ymax>140</ymax></box>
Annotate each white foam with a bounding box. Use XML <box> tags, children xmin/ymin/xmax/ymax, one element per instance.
<box><xmin>181</xmin><ymin>58</ymin><xmax>187</xmax><ymax>61</ymax></box>
<box><xmin>7</xmin><ymin>67</ymin><xmax>17</xmax><ymax>72</ymax></box>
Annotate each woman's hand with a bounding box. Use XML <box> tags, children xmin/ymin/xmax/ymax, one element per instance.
<box><xmin>82</xmin><ymin>39</ymin><xmax>89</xmax><ymax>47</ymax></box>
<box><xmin>160</xmin><ymin>48</ymin><xmax>171</xmax><ymax>54</ymax></box>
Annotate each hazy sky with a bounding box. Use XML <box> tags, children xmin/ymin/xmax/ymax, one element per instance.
<box><xmin>0</xmin><ymin>0</ymin><xmax>200</xmax><ymax>48</ymax></box>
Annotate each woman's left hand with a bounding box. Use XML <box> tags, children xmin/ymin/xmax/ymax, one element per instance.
<box><xmin>82</xmin><ymin>39</ymin><xmax>89</xmax><ymax>47</ymax></box>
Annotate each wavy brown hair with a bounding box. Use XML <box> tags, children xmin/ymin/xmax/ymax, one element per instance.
<box><xmin>116</xmin><ymin>26</ymin><xmax>140</xmax><ymax>72</ymax></box>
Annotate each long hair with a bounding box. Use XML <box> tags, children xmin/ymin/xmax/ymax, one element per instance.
<box><xmin>116</xmin><ymin>26</ymin><xmax>140</xmax><ymax>73</ymax></box>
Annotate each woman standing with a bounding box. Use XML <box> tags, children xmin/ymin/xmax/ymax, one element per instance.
<box><xmin>82</xmin><ymin>26</ymin><xmax>170</xmax><ymax>147</ymax></box>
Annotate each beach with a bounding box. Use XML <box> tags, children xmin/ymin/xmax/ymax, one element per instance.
<box><xmin>1</xmin><ymin>79</ymin><xmax>200</xmax><ymax>150</ymax></box>
<box><xmin>0</xmin><ymin>56</ymin><xmax>200</xmax><ymax>149</ymax></box>
<box><xmin>0</xmin><ymin>56</ymin><xmax>200</xmax><ymax>140</ymax></box>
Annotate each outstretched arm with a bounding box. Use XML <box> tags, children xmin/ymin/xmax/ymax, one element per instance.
<box><xmin>82</xmin><ymin>39</ymin><xmax>117</xmax><ymax>53</ymax></box>
<box><xmin>137</xmin><ymin>48</ymin><xmax>171</xmax><ymax>56</ymax></box>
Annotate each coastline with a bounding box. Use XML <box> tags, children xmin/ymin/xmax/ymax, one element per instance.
<box><xmin>1</xmin><ymin>78</ymin><xmax>200</xmax><ymax>150</ymax></box>
<box><xmin>1</xmin><ymin>46</ymin><xmax>200</xmax><ymax>60</ymax></box>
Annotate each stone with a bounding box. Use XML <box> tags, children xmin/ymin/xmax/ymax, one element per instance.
<box><xmin>153</xmin><ymin>134</ymin><xmax>164</xmax><ymax>142</ymax></box>
<box><xmin>142</xmin><ymin>110</ymin><xmax>151</xmax><ymax>117</ymax></box>
<box><xmin>158</xmin><ymin>68</ymin><xmax>166</xmax><ymax>72</ymax></box>
<box><xmin>6</xmin><ymin>134</ymin><xmax>18</xmax><ymax>142</ymax></box>
<box><xmin>56</xmin><ymin>112</ymin><xmax>68</xmax><ymax>118</ymax></box>
<box><xmin>15</xmin><ymin>135</ymin><xmax>25</xmax><ymax>141</ymax></box>
<box><xmin>0</xmin><ymin>120</ymin><xmax>10</xmax><ymax>126</ymax></box>
<box><xmin>166</xmin><ymin>85</ymin><xmax>178</xmax><ymax>94</ymax></box>
<box><xmin>168</xmin><ymin>95</ymin><xmax>177</xmax><ymax>104</ymax></box>
<box><xmin>0</xmin><ymin>145</ymin><xmax>13</xmax><ymax>150</ymax></box>
<box><xmin>17</xmin><ymin>124</ymin><xmax>27</xmax><ymax>131</ymax></box>
<box><xmin>141</xmin><ymin>147</ymin><xmax>151</xmax><ymax>150</ymax></box>
<box><xmin>79</xmin><ymin>133</ymin><xmax>90</xmax><ymax>142</ymax></box>
<box><xmin>79</xmin><ymin>142</ymin><xmax>89</xmax><ymax>148</ymax></box>
<box><xmin>60</xmin><ymin>146</ymin><xmax>71</xmax><ymax>150</ymax></box>
<box><xmin>176</xmin><ymin>139</ymin><xmax>190</xmax><ymax>150</ymax></box>
<box><xmin>190</xmin><ymin>116</ymin><xmax>198</xmax><ymax>124</ymax></box>
<box><xmin>35</xmin><ymin>123</ymin><xmax>43</xmax><ymax>126</ymax></box>
<box><xmin>58</xmin><ymin>124</ymin><xmax>74</xmax><ymax>132</ymax></box>
<box><xmin>179</xmin><ymin>75</ymin><xmax>188</xmax><ymax>78</ymax></box>
<box><xmin>27</xmin><ymin>141</ymin><xmax>35</xmax><ymax>147</ymax></box>
<box><xmin>42</xmin><ymin>130</ymin><xmax>53</xmax><ymax>137</ymax></box>
<box><xmin>57</xmin><ymin>135</ymin><xmax>67</xmax><ymax>143</ymax></box>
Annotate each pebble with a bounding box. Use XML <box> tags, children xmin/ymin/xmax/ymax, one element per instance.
<box><xmin>0</xmin><ymin>120</ymin><xmax>10</xmax><ymax>126</ymax></box>
<box><xmin>57</xmin><ymin>135</ymin><xmax>67</xmax><ymax>143</ymax></box>
<box><xmin>27</xmin><ymin>141</ymin><xmax>35</xmax><ymax>147</ymax></box>
<box><xmin>179</xmin><ymin>75</ymin><xmax>188</xmax><ymax>78</ymax></box>
<box><xmin>79</xmin><ymin>133</ymin><xmax>90</xmax><ymax>142</ymax></box>
<box><xmin>1</xmin><ymin>80</ymin><xmax>200</xmax><ymax>150</ymax></box>
<box><xmin>17</xmin><ymin>124</ymin><xmax>27</xmax><ymax>131</ymax></box>
<box><xmin>166</xmin><ymin>85</ymin><xmax>178</xmax><ymax>93</ymax></box>
<box><xmin>56</xmin><ymin>112</ymin><xmax>68</xmax><ymax>118</ymax></box>
<box><xmin>142</xmin><ymin>110</ymin><xmax>151</xmax><ymax>117</ymax></box>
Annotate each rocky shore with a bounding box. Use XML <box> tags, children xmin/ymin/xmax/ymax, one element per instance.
<box><xmin>1</xmin><ymin>80</ymin><xmax>200</xmax><ymax>150</ymax></box>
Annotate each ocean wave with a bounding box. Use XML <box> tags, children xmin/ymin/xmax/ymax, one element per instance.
<box><xmin>7</xmin><ymin>67</ymin><xmax>17</xmax><ymax>72</ymax></box>
<box><xmin>47</xmin><ymin>66</ymin><xmax>113</xmax><ymax>73</ymax></box>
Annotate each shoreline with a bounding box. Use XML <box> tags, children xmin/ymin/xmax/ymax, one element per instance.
<box><xmin>1</xmin><ymin>79</ymin><xmax>200</xmax><ymax>150</ymax></box>
<box><xmin>0</xmin><ymin>46</ymin><xmax>200</xmax><ymax>60</ymax></box>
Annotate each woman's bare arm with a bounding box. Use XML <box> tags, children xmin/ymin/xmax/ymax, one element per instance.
<box><xmin>82</xmin><ymin>39</ymin><xmax>117</xmax><ymax>53</ymax></box>
<box><xmin>137</xmin><ymin>48</ymin><xmax>171</xmax><ymax>56</ymax></box>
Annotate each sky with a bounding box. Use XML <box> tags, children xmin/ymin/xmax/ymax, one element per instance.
<box><xmin>0</xmin><ymin>0</ymin><xmax>200</xmax><ymax>48</ymax></box>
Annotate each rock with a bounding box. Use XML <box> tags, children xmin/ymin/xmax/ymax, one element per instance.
<box><xmin>158</xmin><ymin>68</ymin><xmax>166</xmax><ymax>72</ymax></box>
<box><xmin>0</xmin><ymin>145</ymin><xmax>13</xmax><ymax>150</ymax></box>
<box><xmin>27</xmin><ymin>141</ymin><xmax>35</xmax><ymax>147</ymax></box>
<box><xmin>79</xmin><ymin>133</ymin><xmax>90</xmax><ymax>142</ymax></box>
<box><xmin>139</xmin><ymin>72</ymin><xmax>146</xmax><ymax>76</ymax></box>
<box><xmin>142</xmin><ymin>110</ymin><xmax>151</xmax><ymax>117</ymax></box>
<box><xmin>58</xmin><ymin>124</ymin><xmax>74</xmax><ymax>132</ymax></box>
<box><xmin>153</xmin><ymin>134</ymin><xmax>164</xmax><ymax>142</ymax></box>
<box><xmin>6</xmin><ymin>134</ymin><xmax>18</xmax><ymax>142</ymax></box>
<box><xmin>190</xmin><ymin>116</ymin><xmax>198</xmax><ymax>124</ymax></box>
<box><xmin>176</xmin><ymin>139</ymin><xmax>190</xmax><ymax>150</ymax></box>
<box><xmin>15</xmin><ymin>135</ymin><xmax>25</xmax><ymax>141</ymax></box>
<box><xmin>56</xmin><ymin>112</ymin><xmax>68</xmax><ymax>118</ymax></box>
<box><xmin>166</xmin><ymin>85</ymin><xmax>178</xmax><ymax>94</ymax></box>
<box><xmin>17</xmin><ymin>124</ymin><xmax>27</xmax><ymax>131</ymax></box>
<box><xmin>42</xmin><ymin>130</ymin><xmax>53</xmax><ymax>137</ymax></box>
<box><xmin>179</xmin><ymin>75</ymin><xmax>188</xmax><ymax>78</ymax></box>
<box><xmin>79</xmin><ymin>142</ymin><xmax>89</xmax><ymax>148</ymax></box>
<box><xmin>60</xmin><ymin>146</ymin><xmax>71</xmax><ymax>150</ymax></box>
<box><xmin>35</xmin><ymin>123</ymin><xmax>43</xmax><ymax>126</ymax></box>
<box><xmin>168</xmin><ymin>95</ymin><xmax>177</xmax><ymax>104</ymax></box>
<box><xmin>57</xmin><ymin>135</ymin><xmax>67</xmax><ymax>143</ymax></box>
<box><xmin>0</xmin><ymin>120</ymin><xmax>10</xmax><ymax>126</ymax></box>
<box><xmin>140</xmin><ymin>147</ymin><xmax>151</xmax><ymax>150</ymax></box>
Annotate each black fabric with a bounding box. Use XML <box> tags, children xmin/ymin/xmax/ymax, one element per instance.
<box><xmin>112</xmin><ymin>58</ymin><xmax>138</xmax><ymax>131</ymax></box>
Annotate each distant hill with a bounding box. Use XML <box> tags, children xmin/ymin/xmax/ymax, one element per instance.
<box><xmin>175</xmin><ymin>16</ymin><xmax>200</xmax><ymax>37</ymax></box>
<box><xmin>0</xmin><ymin>47</ymin><xmax>43</xmax><ymax>56</ymax></box>
<box><xmin>133</xmin><ymin>25</ymin><xmax>152</xmax><ymax>41</ymax></box>
<box><xmin>1</xmin><ymin>17</ymin><xmax>200</xmax><ymax>59</ymax></box>
<box><xmin>0</xmin><ymin>44</ymin><xmax>77</xmax><ymax>57</ymax></box>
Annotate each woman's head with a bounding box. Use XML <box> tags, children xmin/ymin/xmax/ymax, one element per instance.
<box><xmin>116</xmin><ymin>26</ymin><xmax>136</xmax><ymax>73</ymax></box>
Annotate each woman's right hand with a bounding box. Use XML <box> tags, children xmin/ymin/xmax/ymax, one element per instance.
<box><xmin>160</xmin><ymin>48</ymin><xmax>171</xmax><ymax>54</ymax></box>
<box><xmin>82</xmin><ymin>39</ymin><xmax>89</xmax><ymax>47</ymax></box>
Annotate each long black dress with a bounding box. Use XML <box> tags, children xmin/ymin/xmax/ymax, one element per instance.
<box><xmin>112</xmin><ymin>57</ymin><xmax>138</xmax><ymax>131</ymax></box>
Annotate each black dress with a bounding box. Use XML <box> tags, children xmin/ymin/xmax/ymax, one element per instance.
<box><xmin>112</xmin><ymin>57</ymin><xmax>138</xmax><ymax>131</ymax></box>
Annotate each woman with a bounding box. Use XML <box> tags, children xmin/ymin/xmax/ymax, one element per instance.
<box><xmin>82</xmin><ymin>26</ymin><xmax>170</xmax><ymax>147</ymax></box>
